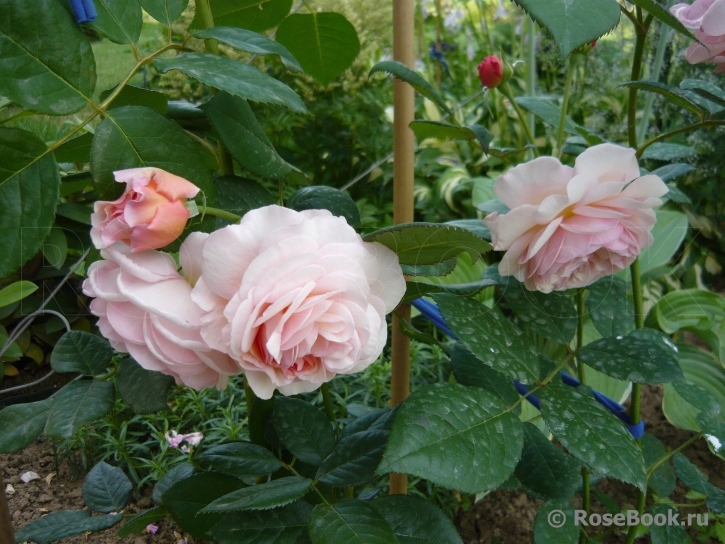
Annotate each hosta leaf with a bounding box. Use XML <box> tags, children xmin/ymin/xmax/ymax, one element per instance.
<box><xmin>370</xmin><ymin>495</ymin><xmax>463</xmax><ymax>544</ymax></box>
<box><xmin>195</xmin><ymin>27</ymin><xmax>302</xmax><ymax>72</ymax></box>
<box><xmin>202</xmin><ymin>477</ymin><xmax>313</xmax><ymax>513</ymax></box>
<box><xmin>51</xmin><ymin>331</ymin><xmax>114</xmax><ymax>376</ymax></box>
<box><xmin>82</xmin><ymin>461</ymin><xmax>133</xmax><ymax>513</ymax></box>
<box><xmin>0</xmin><ymin>0</ymin><xmax>96</xmax><ymax>115</ymax></box>
<box><xmin>44</xmin><ymin>380</ymin><xmax>115</xmax><ymax>438</ymax></box>
<box><xmin>116</xmin><ymin>356</ymin><xmax>175</xmax><ymax>414</ymax></box>
<box><xmin>90</xmin><ymin>0</ymin><xmax>143</xmax><ymax>44</ymax></box>
<box><xmin>193</xmin><ymin>0</ymin><xmax>293</xmax><ymax>32</ymax></box>
<box><xmin>273</xmin><ymin>396</ymin><xmax>335</xmax><ymax>466</ymax></box>
<box><xmin>652</xmin><ymin>289</ymin><xmax>725</xmax><ymax>333</ymax></box>
<box><xmin>378</xmin><ymin>383</ymin><xmax>524</xmax><ymax>494</ymax></box>
<box><xmin>140</xmin><ymin>0</ymin><xmax>189</xmax><ymax>26</ymax></box>
<box><xmin>673</xmin><ymin>382</ymin><xmax>721</xmax><ymax>419</ymax></box>
<box><xmin>0</xmin><ymin>398</ymin><xmax>53</xmax><ymax>453</ymax></box>
<box><xmin>208</xmin><ymin>500</ymin><xmax>313</xmax><ymax>543</ymax></box>
<box><xmin>316</xmin><ymin>430</ymin><xmax>389</xmax><ymax>486</ymax></box>
<box><xmin>198</xmin><ymin>442</ymin><xmax>282</xmax><ymax>477</ymax></box>
<box><xmin>15</xmin><ymin>511</ymin><xmax>121</xmax><ymax>544</ymax></box>
<box><xmin>370</xmin><ymin>61</ymin><xmax>451</xmax><ymax>115</ymax></box>
<box><xmin>287</xmin><ymin>186</ymin><xmax>360</xmax><ymax>226</ymax></box>
<box><xmin>154</xmin><ymin>53</ymin><xmax>307</xmax><ymax>114</ymax></box>
<box><xmin>309</xmin><ymin>499</ymin><xmax>398</xmax><ymax>544</ymax></box>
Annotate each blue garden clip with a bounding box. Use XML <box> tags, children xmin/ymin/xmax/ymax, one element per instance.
<box><xmin>69</xmin><ymin>0</ymin><xmax>97</xmax><ymax>24</ymax></box>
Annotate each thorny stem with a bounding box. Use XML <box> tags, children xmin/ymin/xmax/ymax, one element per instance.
<box><xmin>200</xmin><ymin>206</ymin><xmax>241</xmax><ymax>222</ymax></box>
<box><xmin>499</xmin><ymin>82</ymin><xmax>538</xmax><ymax>155</ymax></box>
<box><xmin>321</xmin><ymin>383</ymin><xmax>336</xmax><ymax>423</ymax></box>
<box><xmin>646</xmin><ymin>433</ymin><xmax>702</xmax><ymax>480</ymax></box>
<box><xmin>637</xmin><ymin>120</ymin><xmax>725</xmax><ymax>158</ymax></box>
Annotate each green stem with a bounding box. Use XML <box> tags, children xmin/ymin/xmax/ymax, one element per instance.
<box><xmin>321</xmin><ymin>383</ymin><xmax>336</xmax><ymax>423</ymax></box>
<box><xmin>202</xmin><ymin>206</ymin><xmax>241</xmax><ymax>222</ymax></box>
<box><xmin>556</xmin><ymin>56</ymin><xmax>577</xmax><ymax>158</ymax></box>
<box><xmin>499</xmin><ymin>82</ymin><xmax>538</xmax><ymax>155</ymax></box>
<box><xmin>576</xmin><ymin>289</ymin><xmax>590</xmax><ymax>542</ymax></box>
<box><xmin>637</xmin><ymin>120</ymin><xmax>725</xmax><ymax>158</ymax></box>
<box><xmin>278</xmin><ymin>178</ymin><xmax>285</xmax><ymax>207</ymax></box>
<box><xmin>195</xmin><ymin>0</ymin><xmax>219</xmax><ymax>54</ymax></box>
<box><xmin>627</xmin><ymin>11</ymin><xmax>653</xmax><ymax>148</ymax></box>
<box><xmin>244</xmin><ymin>381</ymin><xmax>254</xmax><ymax>417</ymax></box>
<box><xmin>646</xmin><ymin>433</ymin><xmax>702</xmax><ymax>480</ymax></box>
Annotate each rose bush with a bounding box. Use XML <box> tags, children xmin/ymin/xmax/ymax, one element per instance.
<box><xmin>671</xmin><ymin>0</ymin><xmax>725</xmax><ymax>73</ymax></box>
<box><xmin>484</xmin><ymin>144</ymin><xmax>668</xmax><ymax>292</ymax></box>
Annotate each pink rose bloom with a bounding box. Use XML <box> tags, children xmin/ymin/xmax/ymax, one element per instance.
<box><xmin>82</xmin><ymin>234</ymin><xmax>239</xmax><ymax>389</ymax></box>
<box><xmin>91</xmin><ymin>167</ymin><xmax>200</xmax><ymax>253</ymax></box>
<box><xmin>191</xmin><ymin>205</ymin><xmax>406</xmax><ymax>399</ymax></box>
<box><xmin>671</xmin><ymin>0</ymin><xmax>725</xmax><ymax>73</ymax></box>
<box><xmin>483</xmin><ymin>144</ymin><xmax>668</xmax><ymax>293</ymax></box>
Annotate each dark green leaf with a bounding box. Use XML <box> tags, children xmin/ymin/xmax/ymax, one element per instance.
<box><xmin>339</xmin><ymin>408</ymin><xmax>397</xmax><ymax>440</ymax></box>
<box><xmin>400</xmin><ymin>257</ymin><xmax>459</xmax><ymax>277</ymax></box>
<box><xmin>202</xmin><ymin>476</ymin><xmax>313</xmax><ymax>513</ymax></box>
<box><xmin>162</xmin><ymin>472</ymin><xmax>245</xmax><ymax>538</ymax></box>
<box><xmin>50</xmin><ymin>331</ymin><xmax>113</xmax><ymax>376</ymax></box>
<box><xmin>642</xmin><ymin>434</ymin><xmax>676</xmax><ymax>498</ymax></box>
<box><xmin>100</xmin><ymin>85</ymin><xmax>168</xmax><ymax>114</ymax></box>
<box><xmin>117</xmin><ymin>506</ymin><xmax>169</xmax><ymax>537</ymax></box>
<box><xmin>202</xmin><ymin>92</ymin><xmax>291</xmax><ymax>179</ymax></box>
<box><xmin>577</xmin><ymin>333</ymin><xmax>683</xmax><ymax>384</ymax></box>
<box><xmin>409</xmin><ymin>121</ymin><xmax>480</xmax><ymax>144</ymax></box>
<box><xmin>621</xmin><ymin>81</ymin><xmax>704</xmax><ymax>118</ymax></box>
<box><xmin>82</xmin><ymin>461</ymin><xmax>133</xmax><ymax>513</ymax></box>
<box><xmin>316</xmin><ymin>430</ymin><xmax>388</xmax><ymax>486</ymax></box>
<box><xmin>116</xmin><ymin>356</ymin><xmax>175</xmax><ymax>414</ymax></box>
<box><xmin>198</xmin><ymin>442</ymin><xmax>282</xmax><ymax>477</ymax></box>
<box><xmin>641</xmin><ymin>143</ymin><xmax>697</xmax><ymax>161</ymax></box>
<box><xmin>91</xmin><ymin>106</ymin><xmax>212</xmax><ymax>200</ymax></box>
<box><xmin>44</xmin><ymin>380</ymin><xmax>115</xmax><ymax>438</ymax></box>
<box><xmin>370</xmin><ymin>495</ymin><xmax>463</xmax><ymax>544</ymax></box>
<box><xmin>402</xmin><ymin>279</ymin><xmax>497</xmax><ymax>304</ymax></box>
<box><xmin>0</xmin><ymin>398</ymin><xmax>53</xmax><ymax>453</ymax></box>
<box><xmin>56</xmin><ymin>202</ymin><xmax>92</xmax><ymax>225</ymax></box>
<box><xmin>539</xmin><ymin>382</ymin><xmax>646</xmax><ymax>491</ymax></box>
<box><xmin>649</xmin><ymin>504</ymin><xmax>689</xmax><ymax>544</ymax></box>
<box><xmin>369</xmin><ymin>61</ymin><xmax>451</xmax><ymax>115</ymax></box>
<box><xmin>445</xmin><ymin>219</ymin><xmax>491</xmax><ymax>241</ymax></box>
<box><xmin>273</xmin><ymin>396</ymin><xmax>336</xmax><ymax>466</ymax></box>
<box><xmin>0</xmin><ymin>127</ymin><xmax>60</xmax><ymax>278</ymax></box>
<box><xmin>54</xmin><ymin>133</ymin><xmax>93</xmax><ymax>164</ymax></box>
<box><xmin>672</xmin><ymin>382</ymin><xmax>721</xmax><ymax>419</ymax></box>
<box><xmin>378</xmin><ymin>383</ymin><xmax>524</xmax><ymax>494</ymax></box>
<box><xmin>213</xmin><ymin>176</ymin><xmax>276</xmax><ymax>227</ymax></box>
<box><xmin>0</xmin><ymin>0</ymin><xmax>96</xmax><ymax>115</ymax></box>
<box><xmin>287</xmin><ymin>186</ymin><xmax>360</xmax><ymax>226</ymax></box>
<box><xmin>209</xmin><ymin>500</ymin><xmax>313</xmax><ymax>543</ymax></box>
<box><xmin>697</xmin><ymin>414</ymin><xmax>725</xmax><ymax>458</ymax></box>
<box><xmin>650</xmin><ymin>163</ymin><xmax>696</xmax><ymax>183</ymax></box>
<box><xmin>194</xmin><ymin>0</ymin><xmax>293</xmax><ymax>32</ymax></box>
<box><xmin>90</xmin><ymin>0</ymin><xmax>142</xmax><ymax>44</ymax></box>
<box><xmin>533</xmin><ymin>501</ymin><xmax>578</xmax><ymax>544</ymax></box>
<box><xmin>511</xmin><ymin>0</ymin><xmax>621</xmax><ymax>60</ymax></box>
<box><xmin>585</xmin><ymin>277</ymin><xmax>635</xmax><ymax>337</ymax></box>
<box><xmin>153</xmin><ymin>463</ymin><xmax>195</xmax><ymax>503</ymax></box>
<box><xmin>706</xmin><ymin>496</ymin><xmax>725</xmax><ymax>513</ymax></box>
<box><xmin>195</xmin><ymin>27</ymin><xmax>302</xmax><ymax>72</ymax></box>
<box><xmin>514</xmin><ymin>423</ymin><xmax>581</xmax><ymax>501</ymax></box>
<box><xmin>364</xmin><ymin>223</ymin><xmax>491</xmax><ymax>266</ymax></box>
<box><xmin>514</xmin><ymin>97</ymin><xmax>580</xmax><ymax>133</ymax></box>
<box><xmin>673</xmin><ymin>454</ymin><xmax>724</xmax><ymax>497</ymax></box>
<box><xmin>449</xmin><ymin>344</ymin><xmax>521</xmax><ymax>407</ymax></box>
<box><xmin>42</xmin><ymin>227</ymin><xmax>67</xmax><ymax>270</ymax></box>
<box><xmin>626</xmin><ymin>0</ymin><xmax>694</xmax><ymax>40</ymax></box>
<box><xmin>680</xmin><ymin>79</ymin><xmax>725</xmax><ymax>114</ymax></box>
<box><xmin>469</xmin><ymin>124</ymin><xmax>494</xmax><ymax>152</ymax></box>
<box><xmin>309</xmin><ymin>499</ymin><xmax>398</xmax><ymax>544</ymax></box>
<box><xmin>663</xmin><ymin>183</ymin><xmax>691</xmax><ymax>205</ymax></box>
<box><xmin>15</xmin><ymin>511</ymin><xmax>121</xmax><ymax>544</ymax></box>
<box><xmin>140</xmin><ymin>0</ymin><xmax>189</xmax><ymax>26</ymax></box>
<box><xmin>154</xmin><ymin>53</ymin><xmax>308</xmax><ymax>113</ymax></box>
<box><xmin>276</xmin><ymin>12</ymin><xmax>361</xmax><ymax>85</ymax></box>
<box><xmin>433</xmin><ymin>294</ymin><xmax>539</xmax><ymax>384</ymax></box>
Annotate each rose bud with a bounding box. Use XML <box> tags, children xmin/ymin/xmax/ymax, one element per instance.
<box><xmin>91</xmin><ymin>167</ymin><xmax>200</xmax><ymax>252</ymax></box>
<box><xmin>478</xmin><ymin>55</ymin><xmax>504</xmax><ymax>88</ymax></box>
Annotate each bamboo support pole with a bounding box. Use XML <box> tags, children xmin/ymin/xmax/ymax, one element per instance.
<box><xmin>0</xmin><ymin>472</ymin><xmax>14</xmax><ymax>544</ymax></box>
<box><xmin>389</xmin><ymin>0</ymin><xmax>415</xmax><ymax>496</ymax></box>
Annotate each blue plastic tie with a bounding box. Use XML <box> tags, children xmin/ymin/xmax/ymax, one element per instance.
<box><xmin>411</xmin><ymin>298</ymin><xmax>645</xmax><ymax>439</ymax></box>
<box><xmin>70</xmin><ymin>0</ymin><xmax>97</xmax><ymax>24</ymax></box>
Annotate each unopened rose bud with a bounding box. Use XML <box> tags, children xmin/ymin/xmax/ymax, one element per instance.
<box><xmin>477</xmin><ymin>55</ymin><xmax>513</xmax><ymax>89</ymax></box>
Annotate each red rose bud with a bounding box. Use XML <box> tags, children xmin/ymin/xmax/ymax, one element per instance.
<box><xmin>478</xmin><ymin>55</ymin><xmax>504</xmax><ymax>88</ymax></box>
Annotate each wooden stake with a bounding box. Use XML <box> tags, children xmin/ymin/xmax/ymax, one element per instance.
<box><xmin>0</xmin><ymin>472</ymin><xmax>15</xmax><ymax>544</ymax></box>
<box><xmin>389</xmin><ymin>0</ymin><xmax>415</xmax><ymax>496</ymax></box>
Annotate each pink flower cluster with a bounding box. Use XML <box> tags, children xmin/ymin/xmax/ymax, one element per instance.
<box><xmin>165</xmin><ymin>430</ymin><xmax>203</xmax><ymax>452</ymax></box>
<box><xmin>84</xmin><ymin>169</ymin><xmax>406</xmax><ymax>397</ymax></box>
<box><xmin>671</xmin><ymin>0</ymin><xmax>725</xmax><ymax>73</ymax></box>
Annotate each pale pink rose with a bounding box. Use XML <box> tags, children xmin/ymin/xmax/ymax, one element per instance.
<box><xmin>671</xmin><ymin>0</ymin><xmax>725</xmax><ymax>72</ymax></box>
<box><xmin>91</xmin><ymin>168</ymin><xmax>200</xmax><ymax>253</ymax></box>
<box><xmin>82</xmin><ymin>234</ymin><xmax>240</xmax><ymax>389</ymax></box>
<box><xmin>483</xmin><ymin>144</ymin><xmax>668</xmax><ymax>293</ymax></box>
<box><xmin>191</xmin><ymin>205</ymin><xmax>406</xmax><ymax>399</ymax></box>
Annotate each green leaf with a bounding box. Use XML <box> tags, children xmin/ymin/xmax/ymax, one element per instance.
<box><xmin>117</xmin><ymin>506</ymin><xmax>169</xmax><ymax>537</ymax></box>
<box><xmin>91</xmin><ymin>106</ymin><xmax>212</xmax><ymax>200</ymax></box>
<box><xmin>309</xmin><ymin>499</ymin><xmax>398</xmax><ymax>544</ymax></box>
<box><xmin>673</xmin><ymin>454</ymin><xmax>724</xmax><ymax>497</ymax></box>
<box><xmin>697</xmin><ymin>413</ymin><xmax>725</xmax><ymax>458</ymax></box>
<box><xmin>116</xmin><ymin>356</ymin><xmax>175</xmax><ymax>414</ymax></box>
<box><xmin>364</xmin><ymin>223</ymin><xmax>491</xmax><ymax>267</ymax></box>
<box><xmin>56</xmin><ymin>202</ymin><xmax>92</xmax><ymax>225</ymax></box>
<box><xmin>194</xmin><ymin>0</ymin><xmax>293</xmax><ymax>32</ymax></box>
<box><xmin>651</xmin><ymin>163</ymin><xmax>696</xmax><ymax>183</ymax></box>
<box><xmin>51</xmin><ymin>331</ymin><xmax>114</xmax><ymax>376</ymax></box>
<box><xmin>449</xmin><ymin>344</ymin><xmax>521</xmax><ymax>408</ymax></box>
<box><xmin>511</xmin><ymin>0</ymin><xmax>621</xmax><ymax>60</ymax></box>
<box><xmin>198</xmin><ymin>442</ymin><xmax>282</xmax><ymax>477</ymax></box>
<box><xmin>642</xmin><ymin>143</ymin><xmax>697</xmax><ymax>161</ymax></box>
<box><xmin>208</xmin><ymin>500</ymin><xmax>313</xmax><ymax>543</ymax></box>
<box><xmin>539</xmin><ymin>382</ymin><xmax>646</xmax><ymax>491</ymax></box>
<box><xmin>469</xmin><ymin>124</ymin><xmax>494</xmax><ymax>152</ymax></box>
<box><xmin>652</xmin><ymin>289</ymin><xmax>725</xmax><ymax>334</ymax></box>
<box><xmin>649</xmin><ymin>504</ymin><xmax>689</xmax><ymax>544</ymax></box>
<box><xmin>213</xmin><ymin>176</ymin><xmax>276</xmax><ymax>227</ymax></box>
<box><xmin>82</xmin><ymin>461</ymin><xmax>133</xmax><ymax>513</ymax></box>
<box><xmin>44</xmin><ymin>380</ymin><xmax>116</xmax><ymax>438</ymax></box>
<box><xmin>273</xmin><ymin>396</ymin><xmax>335</xmax><ymax>466</ymax></box>
<box><xmin>586</xmin><ymin>276</ymin><xmax>635</xmax><ymax>337</ymax></box>
<box><xmin>0</xmin><ymin>398</ymin><xmax>53</xmax><ymax>453</ymax></box>
<box><xmin>339</xmin><ymin>408</ymin><xmax>397</xmax><ymax>440</ymax></box>
<box><xmin>100</xmin><ymin>85</ymin><xmax>168</xmax><ymax>114</ymax></box>
<box><xmin>0</xmin><ymin>280</ymin><xmax>38</xmax><ymax>308</ymax></box>
<box><xmin>201</xmin><ymin>92</ymin><xmax>291</xmax><ymax>179</ymax></box>
<box><xmin>194</xmin><ymin>27</ymin><xmax>302</xmax><ymax>72</ymax></box>
<box><xmin>514</xmin><ymin>423</ymin><xmax>581</xmax><ymax>501</ymax></box>
<box><xmin>638</xmin><ymin>209</ymin><xmax>688</xmax><ymax>275</ymax></box>
<box><xmin>409</xmin><ymin>121</ymin><xmax>480</xmax><ymax>144</ymax></box>
<box><xmin>0</xmin><ymin>0</ymin><xmax>96</xmax><ymax>115</ymax></box>
<box><xmin>15</xmin><ymin>511</ymin><xmax>122</xmax><ymax>544</ymax></box>
<box><xmin>162</xmin><ymin>472</ymin><xmax>245</xmax><ymax>538</ymax></box>
<box><xmin>402</xmin><ymin>279</ymin><xmax>497</xmax><ymax>304</ymax></box>
<box><xmin>626</xmin><ymin>0</ymin><xmax>693</xmax><ymax>40</ymax></box>
<box><xmin>533</xmin><ymin>501</ymin><xmax>578</xmax><ymax>544</ymax></box>
<box><xmin>642</xmin><ymin>434</ymin><xmax>676</xmax><ymax>498</ymax></box>
<box><xmin>433</xmin><ymin>294</ymin><xmax>539</xmax><ymax>384</ymax></box>
<box><xmin>620</xmin><ymin>81</ymin><xmax>705</xmax><ymax>118</ymax></box>
<box><xmin>153</xmin><ymin>462</ymin><xmax>195</xmax><ymax>503</ymax></box>
<box><xmin>577</xmin><ymin>332</ymin><xmax>683</xmax><ymax>384</ymax></box>
<box><xmin>370</xmin><ymin>495</ymin><xmax>463</xmax><ymax>544</ymax></box>
<box><xmin>672</xmin><ymin>382</ymin><xmax>721</xmax><ymax>419</ymax></box>
<box><xmin>680</xmin><ymin>79</ymin><xmax>725</xmax><ymax>114</ymax></box>
<box><xmin>369</xmin><ymin>61</ymin><xmax>451</xmax><ymax>115</ymax></box>
<box><xmin>275</xmin><ymin>13</ymin><xmax>360</xmax><ymax>86</ymax></box>
<box><xmin>400</xmin><ymin>257</ymin><xmax>459</xmax><ymax>277</ymax></box>
<box><xmin>154</xmin><ymin>53</ymin><xmax>308</xmax><ymax>114</ymax></box>
<box><xmin>287</xmin><ymin>186</ymin><xmax>361</xmax><ymax>226</ymax></box>
<box><xmin>43</xmin><ymin>227</ymin><xmax>68</xmax><ymax>269</ymax></box>
<box><xmin>90</xmin><ymin>0</ymin><xmax>143</xmax><ymax>44</ymax></box>
<box><xmin>500</xmin><ymin>277</ymin><xmax>577</xmax><ymax>344</ymax></box>
<box><xmin>0</xmin><ymin>127</ymin><xmax>61</xmax><ymax>278</ymax></box>
<box><xmin>140</xmin><ymin>0</ymin><xmax>189</xmax><ymax>26</ymax></box>
<box><xmin>316</xmin><ymin>430</ymin><xmax>388</xmax><ymax>486</ymax></box>
<box><xmin>202</xmin><ymin>476</ymin><xmax>313</xmax><ymax>513</ymax></box>
<box><xmin>54</xmin><ymin>133</ymin><xmax>94</xmax><ymax>164</ymax></box>
<box><xmin>514</xmin><ymin>96</ymin><xmax>580</xmax><ymax>133</ymax></box>
<box><xmin>378</xmin><ymin>383</ymin><xmax>524</xmax><ymax>494</ymax></box>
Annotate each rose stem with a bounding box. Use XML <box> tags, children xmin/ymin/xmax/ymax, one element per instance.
<box><xmin>498</xmin><ymin>82</ymin><xmax>538</xmax><ymax>155</ymax></box>
<box><xmin>321</xmin><ymin>383</ymin><xmax>336</xmax><ymax>423</ymax></box>
<box><xmin>576</xmin><ymin>288</ymin><xmax>590</xmax><ymax>543</ymax></box>
<box><xmin>555</xmin><ymin>55</ymin><xmax>577</xmax><ymax>158</ymax></box>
